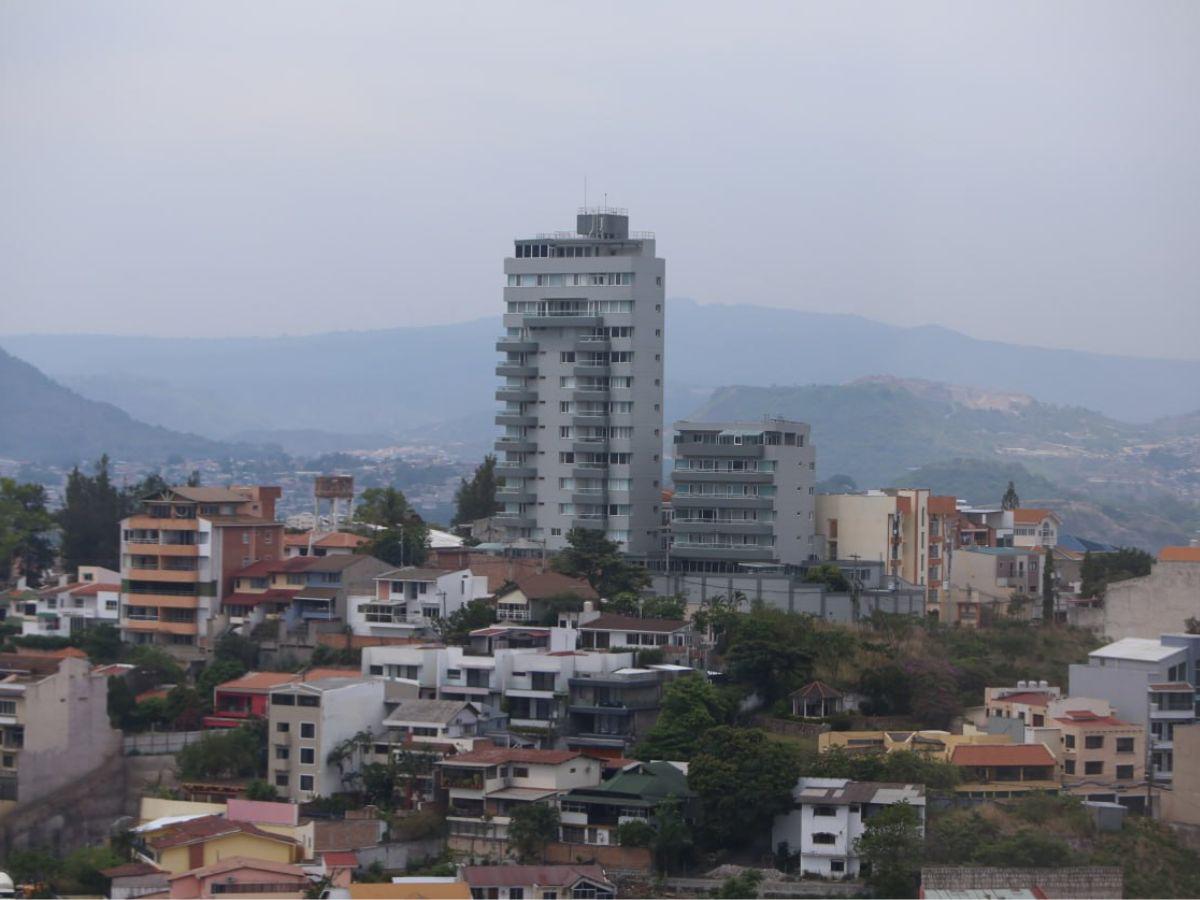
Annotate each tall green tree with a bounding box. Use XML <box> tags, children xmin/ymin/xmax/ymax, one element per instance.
<box><xmin>354</xmin><ymin>487</ymin><xmax>411</xmax><ymax>528</ymax></box>
<box><xmin>1042</xmin><ymin>547</ymin><xmax>1056</xmax><ymax>623</ymax></box>
<box><xmin>688</xmin><ymin>727</ymin><xmax>799</xmax><ymax>849</ymax></box>
<box><xmin>724</xmin><ymin>609</ymin><xmax>815</xmax><ymax>706</ymax></box>
<box><xmin>854</xmin><ymin>801</ymin><xmax>924</xmax><ymax>898</ymax></box>
<box><xmin>59</xmin><ymin>455</ymin><xmax>124</xmax><ymax>572</ymax></box>
<box><xmin>507</xmin><ymin>802</ymin><xmax>561</xmax><ymax>862</ymax></box>
<box><xmin>365</xmin><ymin>518</ymin><xmax>430</xmax><ymax>567</ymax></box>
<box><xmin>552</xmin><ymin>528</ymin><xmax>650</xmax><ymax>597</ymax></box>
<box><xmin>452</xmin><ymin>455</ymin><xmax>500</xmax><ymax>526</ymax></box>
<box><xmin>636</xmin><ymin>675</ymin><xmax>730</xmax><ymax>760</ymax></box>
<box><xmin>0</xmin><ymin>478</ymin><xmax>54</xmax><ymax>586</ymax></box>
<box><xmin>1001</xmin><ymin>480</ymin><xmax>1020</xmax><ymax>510</ymax></box>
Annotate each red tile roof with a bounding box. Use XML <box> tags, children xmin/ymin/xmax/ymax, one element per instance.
<box><xmin>791</xmin><ymin>680</ymin><xmax>844</xmax><ymax>700</ymax></box>
<box><xmin>1054</xmin><ymin>710</ymin><xmax>1133</xmax><ymax>728</ymax></box>
<box><xmin>1159</xmin><ymin>546</ymin><xmax>1200</xmax><ymax>563</ymax></box>
<box><xmin>1013</xmin><ymin>508</ymin><xmax>1059</xmax><ymax>525</ymax></box>
<box><xmin>322</xmin><ymin>850</ymin><xmax>358</xmax><ymax>867</ymax></box>
<box><xmin>440</xmin><ymin>747</ymin><xmax>585</xmax><ymax>767</ymax></box>
<box><xmin>217</xmin><ymin>668</ymin><xmax>361</xmax><ymax>693</ymax></box>
<box><xmin>579</xmin><ymin>613</ymin><xmax>687</xmax><ymax>633</ymax></box>
<box><xmin>501</xmin><ymin>572</ymin><xmax>599</xmax><ymax>600</ymax></box>
<box><xmin>101</xmin><ymin>862</ymin><xmax>166</xmax><ymax>878</ymax></box>
<box><xmin>221</xmin><ymin>589</ymin><xmax>298</xmax><ymax>607</ymax></box>
<box><xmin>951</xmin><ymin>743</ymin><xmax>1056</xmax><ymax>768</ymax></box>
<box><xmin>69</xmin><ymin>582</ymin><xmax>119</xmax><ymax>597</ymax></box>
<box><xmin>462</xmin><ymin>865</ymin><xmax>612</xmax><ymax>890</ymax></box>
<box><xmin>143</xmin><ymin>814</ymin><xmax>296</xmax><ymax>850</ymax></box>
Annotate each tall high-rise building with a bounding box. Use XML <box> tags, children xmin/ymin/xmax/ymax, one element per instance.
<box><xmin>494</xmin><ymin>207</ymin><xmax>665</xmax><ymax>556</ymax></box>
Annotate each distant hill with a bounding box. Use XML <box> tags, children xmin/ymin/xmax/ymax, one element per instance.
<box><xmin>0</xmin><ymin>347</ymin><xmax>239</xmax><ymax>465</ymax></box>
<box><xmin>4</xmin><ymin>300</ymin><xmax>1200</xmax><ymax>441</ymax></box>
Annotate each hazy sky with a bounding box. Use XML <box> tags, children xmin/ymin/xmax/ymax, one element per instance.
<box><xmin>2</xmin><ymin>1</ymin><xmax>1198</xmax><ymax>359</ymax></box>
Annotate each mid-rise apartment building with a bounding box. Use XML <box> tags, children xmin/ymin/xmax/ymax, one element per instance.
<box><xmin>267</xmin><ymin>676</ymin><xmax>387</xmax><ymax>802</ymax></box>
<box><xmin>1069</xmin><ymin>634</ymin><xmax>1200</xmax><ymax>784</ymax></box>
<box><xmin>670</xmin><ymin>419</ymin><xmax>816</xmax><ymax>568</ymax></box>
<box><xmin>349</xmin><ymin>566</ymin><xmax>490</xmax><ymax>637</ymax></box>
<box><xmin>495</xmin><ymin>206</ymin><xmax>665</xmax><ymax>556</ymax></box>
<box><xmin>0</xmin><ymin>653</ymin><xmax>122</xmax><ymax>813</ymax></box>
<box><xmin>814</xmin><ymin>489</ymin><xmax>933</xmax><ymax>600</ymax></box>
<box><xmin>119</xmin><ymin>485</ymin><xmax>283</xmax><ymax>657</ymax></box>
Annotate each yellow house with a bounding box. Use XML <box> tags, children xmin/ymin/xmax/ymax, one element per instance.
<box><xmin>135</xmin><ymin>814</ymin><xmax>299</xmax><ymax>875</ymax></box>
<box><xmin>819</xmin><ymin>729</ymin><xmax>1013</xmax><ymax>759</ymax></box>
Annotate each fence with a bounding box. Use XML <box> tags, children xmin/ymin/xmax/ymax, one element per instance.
<box><xmin>123</xmin><ymin>730</ymin><xmax>205</xmax><ymax>755</ymax></box>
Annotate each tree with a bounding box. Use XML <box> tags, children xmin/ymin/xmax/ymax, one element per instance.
<box><xmin>854</xmin><ymin>801</ymin><xmax>923</xmax><ymax>898</ymax></box>
<box><xmin>59</xmin><ymin>455</ymin><xmax>124</xmax><ymax>572</ymax></box>
<box><xmin>507</xmin><ymin>802</ymin><xmax>561</xmax><ymax>863</ymax></box>
<box><xmin>245</xmin><ymin>780</ymin><xmax>280</xmax><ymax>801</ymax></box>
<box><xmin>688</xmin><ymin>727</ymin><xmax>799</xmax><ymax>849</ymax></box>
<box><xmin>903</xmin><ymin>658</ymin><xmax>962</xmax><ymax>729</ymax></box>
<box><xmin>0</xmin><ymin>479</ymin><xmax>54</xmax><ymax>587</ymax></box>
<box><xmin>355</xmin><ymin>487</ymin><xmax>411</xmax><ymax>528</ymax></box>
<box><xmin>197</xmin><ymin>658</ymin><xmax>248</xmax><ymax>706</ymax></box>
<box><xmin>1080</xmin><ymin>547</ymin><xmax>1154</xmax><ymax>599</ymax></box>
<box><xmin>176</xmin><ymin>721</ymin><xmax>265</xmax><ymax>780</ymax></box>
<box><xmin>365</xmin><ymin>518</ymin><xmax>430</xmax><ymax>568</ymax></box>
<box><xmin>453</xmin><ymin>455</ymin><xmax>501</xmax><ymax>526</ymax></box>
<box><xmin>1001</xmin><ymin>480</ymin><xmax>1020</xmax><ymax>511</ymax></box>
<box><xmin>214</xmin><ymin>631</ymin><xmax>260</xmax><ymax>670</ymax></box>
<box><xmin>1042</xmin><ymin>547</ymin><xmax>1056</xmax><ymax>623</ymax></box>
<box><xmin>724</xmin><ymin>610</ymin><xmax>815</xmax><ymax>706</ymax></box>
<box><xmin>650</xmin><ymin>797</ymin><xmax>694</xmax><ymax>873</ymax></box>
<box><xmin>75</xmin><ymin>624</ymin><xmax>122</xmax><ymax>664</ymax></box>
<box><xmin>552</xmin><ymin>528</ymin><xmax>650</xmax><ymax>597</ymax></box>
<box><xmin>604</xmin><ymin>593</ymin><xmax>685</xmax><ymax>620</ymax></box>
<box><xmin>803</xmin><ymin>563</ymin><xmax>850</xmax><ymax>592</ymax></box>
<box><xmin>434</xmin><ymin>598</ymin><xmax>497</xmax><ymax>645</ymax></box>
<box><xmin>617</xmin><ymin>819</ymin><xmax>655</xmax><ymax>847</ymax></box>
<box><xmin>129</xmin><ymin>644</ymin><xmax>186</xmax><ymax>685</ymax></box>
<box><xmin>636</xmin><ymin>675</ymin><xmax>730</xmax><ymax>760</ymax></box>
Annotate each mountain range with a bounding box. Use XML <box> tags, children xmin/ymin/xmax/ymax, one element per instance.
<box><xmin>5</xmin><ymin>300</ymin><xmax>1200</xmax><ymax>443</ymax></box>
<box><xmin>2</xmin><ymin>302</ymin><xmax>1197</xmax><ymax>548</ymax></box>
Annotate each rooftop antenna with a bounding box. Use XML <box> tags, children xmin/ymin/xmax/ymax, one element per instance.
<box><xmin>584</xmin><ymin>175</ymin><xmax>588</xmax><ymax>210</ymax></box>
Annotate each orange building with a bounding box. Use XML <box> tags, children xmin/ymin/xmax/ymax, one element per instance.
<box><xmin>119</xmin><ymin>486</ymin><xmax>283</xmax><ymax>660</ymax></box>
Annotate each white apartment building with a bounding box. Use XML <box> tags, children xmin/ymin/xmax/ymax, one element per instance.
<box><xmin>771</xmin><ymin>778</ymin><xmax>926</xmax><ymax>878</ymax></box>
<box><xmin>382</xmin><ymin>698</ymin><xmax>482</xmax><ymax>752</ymax></box>
<box><xmin>348</xmin><ymin>566</ymin><xmax>490</xmax><ymax>637</ymax></box>
<box><xmin>815</xmin><ymin>489</ymin><xmax>931</xmax><ymax>598</ymax></box>
<box><xmin>495</xmin><ymin>207</ymin><xmax>666</xmax><ymax>555</ymax></box>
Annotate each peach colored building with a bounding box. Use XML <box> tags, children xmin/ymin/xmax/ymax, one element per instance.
<box><xmin>1056</xmin><ymin>709</ymin><xmax>1145</xmax><ymax>802</ymax></box>
<box><xmin>167</xmin><ymin>856</ymin><xmax>309</xmax><ymax>898</ymax></box>
<box><xmin>119</xmin><ymin>486</ymin><xmax>283</xmax><ymax>660</ymax></box>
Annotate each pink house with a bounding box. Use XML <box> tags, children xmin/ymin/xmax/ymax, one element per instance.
<box><xmin>167</xmin><ymin>857</ymin><xmax>310</xmax><ymax>899</ymax></box>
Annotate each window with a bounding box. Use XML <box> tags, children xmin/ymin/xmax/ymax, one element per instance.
<box><xmin>1085</xmin><ymin>736</ymin><xmax>1104</xmax><ymax>750</ymax></box>
<box><xmin>369</xmin><ymin>665</ymin><xmax>383</xmax><ymax>676</ymax></box>
<box><xmin>1117</xmin><ymin>765</ymin><xmax>1135</xmax><ymax>780</ymax></box>
<box><xmin>512</xmin><ymin>766</ymin><xmax>529</xmax><ymax>778</ymax></box>
<box><xmin>812</xmin><ymin>833</ymin><xmax>837</xmax><ymax>845</ymax></box>
<box><xmin>831</xmin><ymin>860</ymin><xmax>845</xmax><ymax>873</ymax></box>
<box><xmin>1064</xmin><ymin>734</ymin><xmax>1075</xmax><ymax>749</ymax></box>
<box><xmin>509</xmin><ymin>890</ymin><xmax>524</xmax><ymax>900</ymax></box>
<box><xmin>300</xmin><ymin>748</ymin><xmax>315</xmax><ymax>765</ymax></box>
<box><xmin>276</xmin><ymin>722</ymin><xmax>289</xmax><ymax>733</ymax></box>
<box><xmin>1065</xmin><ymin>760</ymin><xmax>1075</xmax><ymax>775</ymax></box>
<box><xmin>242</xmin><ymin>532</ymin><xmax>250</xmax><ymax>544</ymax></box>
<box><xmin>1</xmin><ymin>755</ymin><xmax>12</xmax><ymax>768</ymax></box>
<box><xmin>274</xmin><ymin>746</ymin><xmax>289</xmax><ymax>760</ymax></box>
<box><xmin>1085</xmin><ymin>761</ymin><xmax>1103</xmax><ymax>775</ymax></box>
<box><xmin>298</xmin><ymin>695</ymin><xmax>319</xmax><ymax>707</ymax></box>
<box><xmin>1116</xmin><ymin>737</ymin><xmax>1135</xmax><ymax>753</ymax></box>
<box><xmin>0</xmin><ymin>702</ymin><xmax>14</xmax><ymax>717</ymax></box>
<box><xmin>300</xmin><ymin>723</ymin><xmax>315</xmax><ymax>739</ymax></box>
<box><xmin>299</xmin><ymin>775</ymin><xmax>314</xmax><ymax>792</ymax></box>
<box><xmin>813</xmin><ymin>805</ymin><xmax>837</xmax><ymax>817</ymax></box>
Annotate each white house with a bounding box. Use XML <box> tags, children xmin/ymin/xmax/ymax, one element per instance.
<box><xmin>350</xmin><ymin>567</ymin><xmax>489</xmax><ymax>637</ymax></box>
<box><xmin>19</xmin><ymin>566</ymin><xmax>120</xmax><ymax>637</ymax></box>
<box><xmin>461</xmin><ymin>864</ymin><xmax>615</xmax><ymax>899</ymax></box>
<box><xmin>771</xmin><ymin>778</ymin><xmax>926</xmax><ymax>878</ymax></box>
<box><xmin>382</xmin><ymin>698</ymin><xmax>481</xmax><ymax>751</ymax></box>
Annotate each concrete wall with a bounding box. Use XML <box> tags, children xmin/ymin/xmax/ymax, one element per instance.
<box><xmin>1101</xmin><ymin>561</ymin><xmax>1200</xmax><ymax>639</ymax></box>
<box><xmin>1067</xmin><ymin>664</ymin><xmax>1154</xmax><ymax>729</ymax></box>
<box><xmin>1162</xmin><ymin>723</ymin><xmax>1200</xmax><ymax>826</ymax></box>
<box><xmin>920</xmin><ymin>866</ymin><xmax>1122</xmax><ymax>899</ymax></box>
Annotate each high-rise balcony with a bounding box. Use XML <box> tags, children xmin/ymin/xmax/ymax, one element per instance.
<box><xmin>671</xmin><ymin>494</ymin><xmax>774</xmax><ymax>510</ymax></box>
<box><xmin>669</xmin><ymin>543</ymin><xmax>776</xmax><ymax>561</ymax></box>
<box><xmin>496</xmin><ymin>465</ymin><xmax>538</xmax><ymax>479</ymax></box>
<box><xmin>523</xmin><ymin>314</ymin><xmax>603</xmax><ymax>328</ymax></box>
<box><xmin>571</xmin><ymin>388</ymin><xmax>610</xmax><ymax>401</ymax></box>
<box><xmin>495</xmin><ymin>437</ymin><xmax>537</xmax><ymax>453</ymax></box>
<box><xmin>674</xmin><ymin>443</ymin><xmax>765</xmax><ymax>458</ymax></box>
<box><xmin>571</xmin><ymin>413</ymin><xmax>609</xmax><ymax>427</ymax></box>
<box><xmin>496</xmin><ymin>388</ymin><xmax>538</xmax><ymax>403</ymax></box>
<box><xmin>496</xmin><ymin>338</ymin><xmax>539</xmax><ymax>353</ymax></box>
<box><xmin>493</xmin><ymin>513</ymin><xmax>537</xmax><ymax>529</ymax></box>
<box><xmin>495</xmin><ymin>413</ymin><xmax>538</xmax><ymax>427</ymax></box>
<box><xmin>573</xmin><ymin>363</ymin><xmax>610</xmax><ymax>378</ymax></box>
<box><xmin>571</xmin><ymin>516</ymin><xmax>608</xmax><ymax>530</ymax></box>
<box><xmin>496</xmin><ymin>363</ymin><xmax>538</xmax><ymax>378</ymax></box>
<box><xmin>571</xmin><ymin>439</ymin><xmax>609</xmax><ymax>455</ymax></box>
<box><xmin>574</xmin><ymin>337</ymin><xmax>610</xmax><ymax>353</ymax></box>
<box><xmin>671</xmin><ymin>520</ymin><xmax>774</xmax><ymax>535</ymax></box>
<box><xmin>496</xmin><ymin>488</ymin><xmax>538</xmax><ymax>504</ymax></box>
<box><xmin>672</xmin><ymin>469</ymin><xmax>774</xmax><ymax>484</ymax></box>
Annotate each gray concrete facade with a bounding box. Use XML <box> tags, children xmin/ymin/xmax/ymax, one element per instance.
<box><xmin>495</xmin><ymin>207</ymin><xmax>665</xmax><ymax>556</ymax></box>
<box><xmin>670</xmin><ymin>419</ymin><xmax>816</xmax><ymax>566</ymax></box>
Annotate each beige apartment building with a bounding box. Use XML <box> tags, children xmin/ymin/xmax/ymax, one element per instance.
<box><xmin>0</xmin><ymin>653</ymin><xmax>122</xmax><ymax>814</ymax></box>
<box><xmin>814</xmin><ymin>489</ymin><xmax>933</xmax><ymax>602</ymax></box>
<box><xmin>1057</xmin><ymin>709</ymin><xmax>1145</xmax><ymax>803</ymax></box>
<box><xmin>119</xmin><ymin>485</ymin><xmax>283</xmax><ymax>659</ymax></box>
<box><xmin>267</xmin><ymin>677</ymin><xmax>388</xmax><ymax>802</ymax></box>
